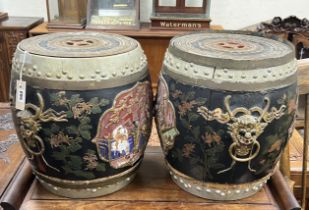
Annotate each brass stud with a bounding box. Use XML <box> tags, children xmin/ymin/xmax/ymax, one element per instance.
<box><xmin>62</xmin><ymin>70</ymin><xmax>68</xmax><ymax>75</ymax></box>
<box><xmin>56</xmin><ymin>74</ymin><xmax>61</xmax><ymax>79</ymax></box>
<box><xmin>241</xmin><ymin>75</ymin><xmax>246</xmax><ymax>79</ymax></box>
<box><xmin>95</xmin><ymin>69</ymin><xmax>101</xmax><ymax>74</ymax></box>
<box><xmin>46</xmin><ymin>72</ymin><xmax>52</xmax><ymax>78</ymax></box>
<box><xmin>101</xmin><ymin>74</ymin><xmax>107</xmax><ymax>78</ymax></box>
<box><xmin>37</xmin><ymin>72</ymin><xmax>42</xmax><ymax>77</ymax></box>
<box><xmin>79</xmin><ymin>75</ymin><xmax>85</xmax><ymax>79</ymax></box>
<box><xmin>67</xmin><ymin>75</ymin><xmax>73</xmax><ymax>80</ymax></box>
<box><xmin>184</xmin><ymin>65</ymin><xmax>189</xmax><ymax>71</ymax></box>
<box><xmin>91</xmin><ymin>74</ymin><xmax>96</xmax><ymax>79</ymax></box>
<box><xmin>130</xmin><ymin>67</ymin><xmax>134</xmax><ymax>72</ymax></box>
<box><xmin>112</xmin><ymin>72</ymin><xmax>117</xmax><ymax>77</ymax></box>
<box><xmin>32</xmin><ymin>65</ymin><xmax>37</xmax><ymax>71</ymax></box>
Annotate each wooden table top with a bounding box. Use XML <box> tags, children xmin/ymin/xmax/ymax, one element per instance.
<box><xmin>19</xmin><ymin>147</ymin><xmax>280</xmax><ymax>210</ymax></box>
<box><xmin>0</xmin><ymin>16</ymin><xmax>43</xmax><ymax>31</ymax></box>
<box><xmin>29</xmin><ymin>22</ymin><xmax>223</xmax><ymax>38</ymax></box>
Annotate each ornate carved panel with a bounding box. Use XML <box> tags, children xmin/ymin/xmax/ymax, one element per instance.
<box><xmin>258</xmin><ymin>16</ymin><xmax>309</xmax><ymax>35</ymax></box>
<box><xmin>258</xmin><ymin>16</ymin><xmax>309</xmax><ymax>60</ymax></box>
<box><xmin>4</xmin><ymin>31</ymin><xmax>27</xmax><ymax>65</ymax></box>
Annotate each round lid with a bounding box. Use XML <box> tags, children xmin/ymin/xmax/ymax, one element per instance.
<box><xmin>19</xmin><ymin>32</ymin><xmax>138</xmax><ymax>58</ymax></box>
<box><xmin>12</xmin><ymin>32</ymin><xmax>148</xmax><ymax>90</ymax></box>
<box><xmin>169</xmin><ymin>31</ymin><xmax>295</xmax><ymax>69</ymax></box>
<box><xmin>163</xmin><ymin>31</ymin><xmax>297</xmax><ymax>91</ymax></box>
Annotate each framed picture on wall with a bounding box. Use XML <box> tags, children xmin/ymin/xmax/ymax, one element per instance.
<box><xmin>151</xmin><ymin>0</ymin><xmax>211</xmax><ymax>30</ymax></box>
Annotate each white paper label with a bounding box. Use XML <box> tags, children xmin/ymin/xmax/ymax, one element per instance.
<box><xmin>15</xmin><ymin>80</ymin><xmax>26</xmax><ymax>110</ymax></box>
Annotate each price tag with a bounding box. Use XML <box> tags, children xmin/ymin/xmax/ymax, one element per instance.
<box><xmin>15</xmin><ymin>51</ymin><xmax>29</xmax><ymax>111</ymax></box>
<box><xmin>15</xmin><ymin>80</ymin><xmax>26</xmax><ymax>111</ymax></box>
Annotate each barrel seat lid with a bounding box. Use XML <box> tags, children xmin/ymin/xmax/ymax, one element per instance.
<box><xmin>163</xmin><ymin>31</ymin><xmax>297</xmax><ymax>91</ymax></box>
<box><xmin>11</xmin><ymin>32</ymin><xmax>148</xmax><ymax>90</ymax></box>
<box><xmin>19</xmin><ymin>32</ymin><xmax>138</xmax><ymax>58</ymax></box>
<box><xmin>168</xmin><ymin>30</ymin><xmax>295</xmax><ymax>70</ymax></box>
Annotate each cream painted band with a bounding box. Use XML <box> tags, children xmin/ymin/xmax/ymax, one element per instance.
<box><xmin>163</xmin><ymin>51</ymin><xmax>297</xmax><ymax>91</ymax></box>
<box><xmin>166</xmin><ymin>161</ymin><xmax>276</xmax><ymax>200</ymax></box>
<box><xmin>33</xmin><ymin>158</ymin><xmax>142</xmax><ymax>189</ymax></box>
<box><xmin>166</xmin><ymin>161</ymin><xmax>274</xmax><ymax>190</ymax></box>
<box><xmin>11</xmin><ymin>68</ymin><xmax>149</xmax><ymax>90</ymax></box>
<box><xmin>37</xmin><ymin>173</ymin><xmax>136</xmax><ymax>198</ymax></box>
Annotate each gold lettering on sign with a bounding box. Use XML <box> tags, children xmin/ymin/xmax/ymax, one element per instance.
<box><xmin>159</xmin><ymin>21</ymin><xmax>203</xmax><ymax>28</ymax></box>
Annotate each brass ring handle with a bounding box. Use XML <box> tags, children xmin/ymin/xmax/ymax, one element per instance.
<box><xmin>22</xmin><ymin>135</ymin><xmax>45</xmax><ymax>156</ymax></box>
<box><xmin>229</xmin><ymin>141</ymin><xmax>260</xmax><ymax>162</ymax></box>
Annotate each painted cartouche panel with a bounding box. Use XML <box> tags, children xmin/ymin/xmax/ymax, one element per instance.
<box><xmin>156</xmin><ymin>72</ymin><xmax>297</xmax><ymax>184</ymax></box>
<box><xmin>13</xmin><ymin>79</ymin><xmax>152</xmax><ymax>180</ymax></box>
